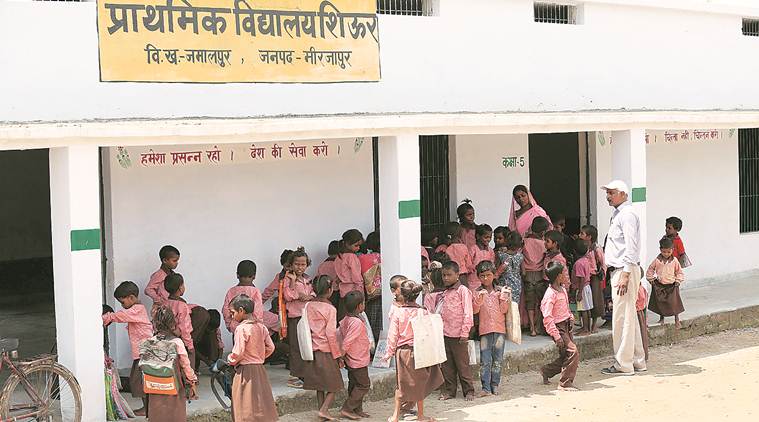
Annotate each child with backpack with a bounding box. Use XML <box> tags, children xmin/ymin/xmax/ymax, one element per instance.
<box><xmin>227</xmin><ymin>294</ymin><xmax>278</xmax><ymax>421</ymax></box>
<box><xmin>141</xmin><ymin>306</ymin><xmax>197</xmax><ymax>422</ymax></box>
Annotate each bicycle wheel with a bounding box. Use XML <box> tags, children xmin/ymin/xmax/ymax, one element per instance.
<box><xmin>210</xmin><ymin>372</ymin><xmax>232</xmax><ymax>411</ymax></box>
<box><xmin>0</xmin><ymin>362</ymin><xmax>82</xmax><ymax>421</ymax></box>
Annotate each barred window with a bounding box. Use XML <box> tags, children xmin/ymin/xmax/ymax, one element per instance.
<box><xmin>377</xmin><ymin>0</ymin><xmax>434</xmax><ymax>16</ymax></box>
<box><xmin>534</xmin><ymin>2</ymin><xmax>578</xmax><ymax>25</ymax></box>
<box><xmin>739</xmin><ymin>129</ymin><xmax>759</xmax><ymax>233</ymax></box>
<box><xmin>743</xmin><ymin>18</ymin><xmax>759</xmax><ymax>37</ymax></box>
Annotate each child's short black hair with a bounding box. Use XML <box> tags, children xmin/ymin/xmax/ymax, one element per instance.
<box><xmin>400</xmin><ymin>280</ymin><xmax>423</xmax><ymax>302</ymax></box>
<box><xmin>659</xmin><ymin>237</ymin><xmax>674</xmax><ymax>249</ymax></box>
<box><xmin>164</xmin><ymin>273</ymin><xmax>184</xmax><ymax>295</ymax></box>
<box><xmin>421</xmin><ymin>229</ymin><xmax>438</xmax><ymax>246</ymax></box>
<box><xmin>476</xmin><ymin>260</ymin><xmax>496</xmax><ymax>275</ymax></box>
<box><xmin>103</xmin><ymin>304</ymin><xmax>115</xmax><ymax>315</ymax></box>
<box><xmin>231</xmin><ymin>294</ymin><xmax>254</xmax><ymax>314</ymax></box>
<box><xmin>493</xmin><ymin>225</ymin><xmax>509</xmax><ymax>237</ymax></box>
<box><xmin>327</xmin><ymin>240</ymin><xmax>340</xmax><ymax>256</ymax></box>
<box><xmin>531</xmin><ymin>216</ymin><xmax>550</xmax><ymax>234</ymax></box>
<box><xmin>456</xmin><ymin>199</ymin><xmax>474</xmax><ymax>221</ymax></box>
<box><xmin>287</xmin><ymin>246</ymin><xmax>312</xmax><ymax>267</ymax></box>
<box><xmin>153</xmin><ymin>305</ymin><xmax>177</xmax><ymax>336</ymax></box>
<box><xmin>159</xmin><ymin>245</ymin><xmax>180</xmax><ymax>260</ymax></box>
<box><xmin>545</xmin><ymin>261</ymin><xmax>565</xmax><ymax>283</ymax></box>
<box><xmin>544</xmin><ymin>230</ymin><xmax>563</xmax><ymax>245</ymax></box>
<box><xmin>114</xmin><ymin>281</ymin><xmax>139</xmax><ymax>299</ymax></box>
<box><xmin>666</xmin><ymin>216</ymin><xmax>683</xmax><ymax>231</ymax></box>
<box><xmin>475</xmin><ymin>223</ymin><xmax>493</xmax><ymax>238</ymax></box>
<box><xmin>442</xmin><ymin>260</ymin><xmax>460</xmax><ymax>274</ymax></box>
<box><xmin>280</xmin><ymin>249</ymin><xmax>294</xmax><ymax>266</ymax></box>
<box><xmin>236</xmin><ymin>260</ymin><xmax>257</xmax><ymax>278</ymax></box>
<box><xmin>439</xmin><ymin>222</ymin><xmax>461</xmax><ymax>246</ymax></box>
<box><xmin>207</xmin><ymin>309</ymin><xmax>221</xmax><ymax>330</ymax></box>
<box><xmin>363</xmin><ymin>231</ymin><xmax>380</xmax><ymax>253</ymax></box>
<box><xmin>340</xmin><ymin>229</ymin><xmax>364</xmax><ymax>252</ymax></box>
<box><xmin>580</xmin><ymin>225</ymin><xmax>599</xmax><ymax>243</ymax></box>
<box><xmin>506</xmin><ymin>231</ymin><xmax>523</xmax><ymax>250</ymax></box>
<box><xmin>574</xmin><ymin>238</ymin><xmax>589</xmax><ymax>256</ymax></box>
<box><xmin>344</xmin><ymin>291</ymin><xmax>364</xmax><ymax>314</ymax></box>
<box><xmin>313</xmin><ymin>275</ymin><xmax>332</xmax><ymax>296</ymax></box>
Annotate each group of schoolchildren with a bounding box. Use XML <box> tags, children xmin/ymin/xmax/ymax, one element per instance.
<box><xmin>100</xmin><ymin>199</ymin><xmax>691</xmax><ymax>421</ymax></box>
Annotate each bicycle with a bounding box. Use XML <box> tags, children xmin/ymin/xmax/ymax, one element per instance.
<box><xmin>209</xmin><ymin>360</ymin><xmax>233</xmax><ymax>412</ymax></box>
<box><xmin>0</xmin><ymin>338</ymin><xmax>82</xmax><ymax>421</ymax></box>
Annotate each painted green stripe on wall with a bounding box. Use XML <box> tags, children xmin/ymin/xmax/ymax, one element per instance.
<box><xmin>398</xmin><ymin>200</ymin><xmax>421</xmax><ymax>219</ymax></box>
<box><xmin>632</xmin><ymin>187</ymin><xmax>647</xmax><ymax>203</ymax></box>
<box><xmin>71</xmin><ymin>229</ymin><xmax>101</xmax><ymax>251</ymax></box>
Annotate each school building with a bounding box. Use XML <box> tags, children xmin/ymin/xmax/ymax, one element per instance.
<box><xmin>2</xmin><ymin>0</ymin><xmax>759</xmax><ymax>420</ymax></box>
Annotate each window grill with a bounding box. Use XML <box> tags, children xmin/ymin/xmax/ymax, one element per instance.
<box><xmin>742</xmin><ymin>18</ymin><xmax>759</xmax><ymax>37</ymax></box>
<box><xmin>534</xmin><ymin>2</ymin><xmax>577</xmax><ymax>25</ymax></box>
<box><xmin>377</xmin><ymin>0</ymin><xmax>433</xmax><ymax>16</ymax></box>
<box><xmin>739</xmin><ymin>129</ymin><xmax>759</xmax><ymax>233</ymax></box>
<box><xmin>419</xmin><ymin>135</ymin><xmax>450</xmax><ymax>235</ymax></box>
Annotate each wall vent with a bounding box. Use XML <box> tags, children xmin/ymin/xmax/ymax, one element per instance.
<box><xmin>377</xmin><ymin>0</ymin><xmax>434</xmax><ymax>16</ymax></box>
<box><xmin>742</xmin><ymin>18</ymin><xmax>759</xmax><ymax>37</ymax></box>
<box><xmin>534</xmin><ymin>2</ymin><xmax>577</xmax><ymax>25</ymax></box>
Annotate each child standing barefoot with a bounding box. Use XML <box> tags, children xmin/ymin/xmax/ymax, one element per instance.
<box><xmin>302</xmin><ymin>276</ymin><xmax>344</xmax><ymax>421</ymax></box>
<box><xmin>335</xmin><ymin>229</ymin><xmax>365</xmax><ymax>322</ymax></box>
<box><xmin>572</xmin><ymin>239</ymin><xmax>594</xmax><ymax>336</ymax></box>
<box><xmin>472</xmin><ymin>262</ymin><xmax>511</xmax><ymax>397</ymax></box>
<box><xmin>522</xmin><ymin>217</ymin><xmax>549</xmax><ymax>337</ymax></box>
<box><xmin>540</xmin><ymin>261</ymin><xmax>579</xmax><ymax>391</ymax></box>
<box><xmin>384</xmin><ymin>280</ymin><xmax>444</xmax><ymax>422</ymax></box>
<box><xmin>227</xmin><ymin>294</ymin><xmax>278</xmax><ymax>422</ymax></box>
<box><xmin>282</xmin><ymin>248</ymin><xmax>314</xmax><ymax>388</ymax></box>
<box><xmin>339</xmin><ymin>291</ymin><xmax>372</xmax><ymax>420</ymax></box>
<box><xmin>647</xmin><ymin>237</ymin><xmax>685</xmax><ymax>329</ymax></box>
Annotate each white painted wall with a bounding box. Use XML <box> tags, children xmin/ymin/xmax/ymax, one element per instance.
<box><xmin>3</xmin><ymin>0</ymin><xmax>759</xmax><ymax>122</ymax></box>
<box><xmin>449</xmin><ymin>134</ymin><xmax>530</xmax><ymax>229</ymax></box>
<box><xmin>103</xmin><ymin>139</ymin><xmax>374</xmax><ymax>368</ymax></box>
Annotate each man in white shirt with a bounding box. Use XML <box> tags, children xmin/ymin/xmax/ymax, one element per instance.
<box><xmin>601</xmin><ymin>180</ymin><xmax>647</xmax><ymax>375</ymax></box>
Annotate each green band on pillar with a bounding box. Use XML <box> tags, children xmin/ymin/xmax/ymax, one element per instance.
<box><xmin>631</xmin><ymin>187</ymin><xmax>647</xmax><ymax>203</ymax></box>
<box><xmin>71</xmin><ymin>229</ymin><xmax>101</xmax><ymax>251</ymax></box>
<box><xmin>398</xmin><ymin>200</ymin><xmax>421</xmax><ymax>219</ymax></box>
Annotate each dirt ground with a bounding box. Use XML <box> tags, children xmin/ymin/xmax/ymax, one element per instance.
<box><xmin>280</xmin><ymin>328</ymin><xmax>759</xmax><ymax>422</ymax></box>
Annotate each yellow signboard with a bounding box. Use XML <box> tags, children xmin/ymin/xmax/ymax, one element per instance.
<box><xmin>96</xmin><ymin>0</ymin><xmax>381</xmax><ymax>83</ymax></box>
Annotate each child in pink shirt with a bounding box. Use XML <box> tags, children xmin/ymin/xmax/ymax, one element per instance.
<box><xmin>446</xmin><ymin>224</ymin><xmax>474</xmax><ymax>285</ymax></box>
<box><xmin>102</xmin><ymin>281</ymin><xmax>152</xmax><ymax>416</ymax></box>
<box><xmin>339</xmin><ymin>291</ymin><xmax>372</xmax><ymax>420</ymax></box>
<box><xmin>540</xmin><ymin>261</ymin><xmax>579</xmax><ymax>390</ymax></box>
<box><xmin>647</xmin><ymin>237</ymin><xmax>686</xmax><ymax>329</ymax></box>
<box><xmin>334</xmin><ymin>229</ymin><xmax>364</xmax><ymax>321</ymax></box>
<box><xmin>164</xmin><ymin>273</ymin><xmax>195</xmax><ymax>368</ymax></box>
<box><xmin>144</xmin><ymin>245</ymin><xmax>180</xmax><ymax>308</ymax></box>
<box><xmin>523</xmin><ymin>216</ymin><xmax>549</xmax><ymax>337</ymax></box>
<box><xmin>467</xmin><ymin>224</ymin><xmax>495</xmax><ymax>291</ymax></box>
<box><xmin>457</xmin><ymin>200</ymin><xmax>477</xmax><ymax>248</ymax></box>
<box><xmin>636</xmin><ymin>284</ymin><xmax>649</xmax><ymax>361</ymax></box>
<box><xmin>580</xmin><ymin>224</ymin><xmax>607</xmax><ymax>322</ymax></box>
<box><xmin>222</xmin><ymin>260</ymin><xmax>264</xmax><ymax>336</ymax></box>
<box><xmin>227</xmin><ymin>294</ymin><xmax>278</xmax><ymax>421</ymax></box>
<box><xmin>572</xmin><ymin>239</ymin><xmax>595</xmax><ymax>336</ymax></box>
<box><xmin>438</xmin><ymin>261</ymin><xmax>475</xmax><ymax>401</ymax></box>
<box><xmin>316</xmin><ymin>240</ymin><xmax>341</xmax><ymax>309</ymax></box>
<box><xmin>384</xmin><ymin>280</ymin><xmax>443</xmax><ymax>422</ymax></box>
<box><xmin>472</xmin><ymin>262</ymin><xmax>511</xmax><ymax>397</ymax></box>
<box><xmin>282</xmin><ymin>247</ymin><xmax>314</xmax><ymax>387</ymax></box>
<box><xmin>302</xmin><ymin>276</ymin><xmax>344</xmax><ymax>421</ymax></box>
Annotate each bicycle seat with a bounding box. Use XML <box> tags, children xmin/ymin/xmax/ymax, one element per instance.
<box><xmin>0</xmin><ymin>338</ymin><xmax>19</xmax><ymax>353</ymax></box>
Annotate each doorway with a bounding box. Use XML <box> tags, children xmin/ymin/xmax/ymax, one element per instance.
<box><xmin>419</xmin><ymin>135</ymin><xmax>450</xmax><ymax>235</ymax></box>
<box><xmin>0</xmin><ymin>149</ymin><xmax>56</xmax><ymax>364</ymax></box>
<box><xmin>528</xmin><ymin>133</ymin><xmax>585</xmax><ymax>235</ymax></box>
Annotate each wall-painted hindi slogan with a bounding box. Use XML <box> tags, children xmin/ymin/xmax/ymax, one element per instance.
<box><xmin>96</xmin><ymin>0</ymin><xmax>380</xmax><ymax>82</ymax></box>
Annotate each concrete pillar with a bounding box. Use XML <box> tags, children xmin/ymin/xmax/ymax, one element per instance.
<box><xmin>611</xmin><ymin>129</ymin><xmax>648</xmax><ymax>263</ymax></box>
<box><xmin>378</xmin><ymin>135</ymin><xmax>422</xmax><ymax>333</ymax></box>
<box><xmin>49</xmin><ymin>146</ymin><xmax>106</xmax><ymax>422</ymax></box>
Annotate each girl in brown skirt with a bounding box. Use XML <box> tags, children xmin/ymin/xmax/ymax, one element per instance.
<box><xmin>282</xmin><ymin>247</ymin><xmax>315</xmax><ymax>389</ymax></box>
<box><xmin>303</xmin><ymin>275</ymin><xmax>345</xmax><ymax>421</ymax></box>
<box><xmin>146</xmin><ymin>306</ymin><xmax>198</xmax><ymax>422</ymax></box>
<box><xmin>646</xmin><ymin>237</ymin><xmax>686</xmax><ymax>329</ymax></box>
<box><xmin>227</xmin><ymin>294</ymin><xmax>278</xmax><ymax>422</ymax></box>
<box><xmin>383</xmin><ymin>280</ymin><xmax>444</xmax><ymax>422</ymax></box>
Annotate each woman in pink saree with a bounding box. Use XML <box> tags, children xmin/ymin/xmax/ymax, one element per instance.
<box><xmin>508</xmin><ymin>185</ymin><xmax>553</xmax><ymax>236</ymax></box>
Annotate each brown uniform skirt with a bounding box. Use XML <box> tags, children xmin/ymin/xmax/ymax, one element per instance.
<box><xmin>303</xmin><ymin>351</ymin><xmax>344</xmax><ymax>392</ymax></box>
<box><xmin>286</xmin><ymin>317</ymin><xmax>305</xmax><ymax>378</ymax></box>
<box><xmin>146</xmin><ymin>361</ymin><xmax>186</xmax><ymax>422</ymax></box>
<box><xmin>648</xmin><ymin>282</ymin><xmax>685</xmax><ymax>317</ymax></box>
<box><xmin>396</xmin><ymin>346</ymin><xmax>444</xmax><ymax>403</ymax></box>
<box><xmin>232</xmin><ymin>364</ymin><xmax>279</xmax><ymax>422</ymax></box>
<box><xmin>590</xmin><ymin>274</ymin><xmax>605</xmax><ymax>319</ymax></box>
<box><xmin>129</xmin><ymin>359</ymin><xmax>144</xmax><ymax>398</ymax></box>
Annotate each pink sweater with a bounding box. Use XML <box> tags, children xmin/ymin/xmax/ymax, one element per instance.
<box><xmin>282</xmin><ymin>274</ymin><xmax>314</xmax><ymax>318</ymax></box>
<box><xmin>522</xmin><ymin>237</ymin><xmax>546</xmax><ymax>272</ymax></box>
<box><xmin>102</xmin><ymin>304</ymin><xmax>152</xmax><ymax>360</ymax></box>
<box><xmin>541</xmin><ymin>286</ymin><xmax>572</xmax><ymax>341</ymax></box>
<box><xmin>167</xmin><ymin>298</ymin><xmax>194</xmax><ymax>351</ymax></box>
<box><xmin>384</xmin><ymin>305</ymin><xmax>427</xmax><ymax>359</ymax></box>
<box><xmin>339</xmin><ymin>314</ymin><xmax>370</xmax><ymax>368</ymax></box>
<box><xmin>439</xmin><ymin>284</ymin><xmax>474</xmax><ymax>338</ymax></box>
<box><xmin>335</xmin><ymin>253</ymin><xmax>363</xmax><ymax>298</ymax></box>
<box><xmin>473</xmin><ymin>288</ymin><xmax>510</xmax><ymax>335</ymax></box>
<box><xmin>306</xmin><ymin>300</ymin><xmax>342</xmax><ymax>359</ymax></box>
<box><xmin>145</xmin><ymin>268</ymin><xmax>171</xmax><ymax>305</ymax></box>
<box><xmin>223</xmin><ymin>285</ymin><xmax>264</xmax><ymax>333</ymax></box>
<box><xmin>227</xmin><ymin>320</ymin><xmax>274</xmax><ymax>366</ymax></box>
<box><xmin>446</xmin><ymin>243</ymin><xmax>473</xmax><ymax>275</ymax></box>
<box><xmin>646</xmin><ymin>255</ymin><xmax>684</xmax><ymax>285</ymax></box>
<box><xmin>467</xmin><ymin>245</ymin><xmax>495</xmax><ymax>290</ymax></box>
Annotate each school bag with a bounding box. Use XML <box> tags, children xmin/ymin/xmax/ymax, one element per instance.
<box><xmin>297</xmin><ymin>303</ymin><xmax>314</xmax><ymax>361</ymax></box>
<box><xmin>138</xmin><ymin>335</ymin><xmax>179</xmax><ymax>396</ymax></box>
<box><xmin>410</xmin><ymin>308</ymin><xmax>447</xmax><ymax>369</ymax></box>
<box><xmin>360</xmin><ymin>253</ymin><xmax>382</xmax><ymax>300</ymax></box>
